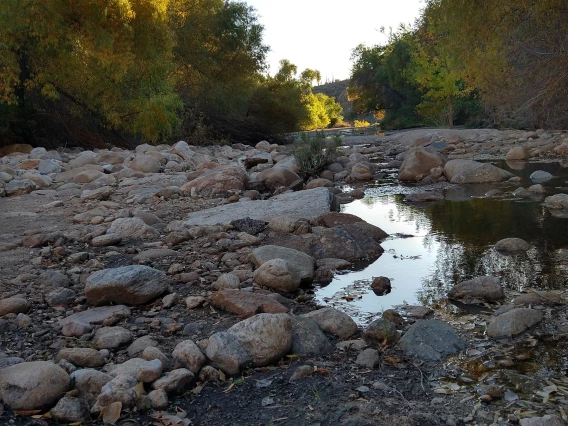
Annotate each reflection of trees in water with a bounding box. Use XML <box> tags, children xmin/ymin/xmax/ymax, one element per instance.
<box><xmin>355</xmin><ymin>193</ymin><xmax>568</xmax><ymax>307</ymax></box>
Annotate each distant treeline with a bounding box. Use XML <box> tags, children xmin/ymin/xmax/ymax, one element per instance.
<box><xmin>348</xmin><ymin>0</ymin><xmax>568</xmax><ymax>130</ymax></box>
<box><xmin>0</xmin><ymin>0</ymin><xmax>342</xmax><ymax>148</ymax></box>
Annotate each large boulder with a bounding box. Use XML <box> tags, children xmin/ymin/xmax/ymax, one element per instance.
<box><xmin>85</xmin><ymin>265</ymin><xmax>168</xmax><ymax>306</ymax></box>
<box><xmin>486</xmin><ymin>308</ymin><xmax>543</xmax><ymax>338</ymax></box>
<box><xmin>182</xmin><ymin>165</ymin><xmax>248</xmax><ymax>198</ymax></box>
<box><xmin>257</xmin><ymin>166</ymin><xmax>301</xmax><ymax>190</ymax></box>
<box><xmin>227</xmin><ymin>313</ymin><xmax>292</xmax><ymax>367</ymax></box>
<box><xmin>444</xmin><ymin>159</ymin><xmax>513</xmax><ymax>183</ymax></box>
<box><xmin>0</xmin><ymin>361</ymin><xmax>70</xmax><ymax>410</ymax></box>
<box><xmin>251</xmin><ymin>245</ymin><xmax>315</xmax><ymax>283</ymax></box>
<box><xmin>447</xmin><ymin>276</ymin><xmax>505</xmax><ymax>304</ymax></box>
<box><xmin>184</xmin><ymin>187</ymin><xmax>333</xmax><ymax>226</ymax></box>
<box><xmin>253</xmin><ymin>258</ymin><xmax>301</xmax><ymax>293</ymax></box>
<box><xmin>398</xmin><ymin>320</ymin><xmax>465</xmax><ymax>361</ymax></box>
<box><xmin>506</xmin><ymin>146</ymin><xmax>529</xmax><ymax>161</ymax></box>
<box><xmin>129</xmin><ymin>154</ymin><xmax>162</xmax><ymax>173</ymax></box>
<box><xmin>398</xmin><ymin>147</ymin><xmax>446</xmax><ymax>182</ymax></box>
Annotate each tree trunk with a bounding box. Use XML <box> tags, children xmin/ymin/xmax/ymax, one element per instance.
<box><xmin>448</xmin><ymin>98</ymin><xmax>454</xmax><ymax>129</ymax></box>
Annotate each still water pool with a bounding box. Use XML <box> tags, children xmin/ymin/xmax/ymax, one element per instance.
<box><xmin>315</xmin><ymin>161</ymin><xmax>568</xmax><ymax>323</ymax></box>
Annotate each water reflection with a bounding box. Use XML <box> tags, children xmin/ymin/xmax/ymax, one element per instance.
<box><xmin>316</xmin><ymin>183</ymin><xmax>568</xmax><ymax>322</ymax></box>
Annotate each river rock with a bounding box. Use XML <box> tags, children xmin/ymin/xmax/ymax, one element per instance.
<box><xmin>251</xmin><ymin>245</ymin><xmax>316</xmax><ymax>283</ymax></box>
<box><xmin>290</xmin><ymin>316</ymin><xmax>333</xmax><ymax>356</ymax></box>
<box><xmin>398</xmin><ymin>147</ymin><xmax>446</xmax><ymax>182</ymax></box>
<box><xmin>71</xmin><ymin>369</ymin><xmax>112</xmax><ymax>399</ymax></box>
<box><xmin>85</xmin><ymin>265</ymin><xmax>168</xmax><ymax>306</ymax></box>
<box><xmin>371</xmin><ymin>276</ymin><xmax>392</xmax><ymax>296</ymax></box>
<box><xmin>494</xmin><ymin>237</ymin><xmax>531</xmax><ymax>253</ymax></box>
<box><xmin>142</xmin><ymin>347</ymin><xmax>172</xmax><ymax>371</ymax></box>
<box><xmin>93</xmin><ymin>326</ymin><xmax>132</xmax><ymax>349</ymax></box>
<box><xmin>0</xmin><ymin>361</ymin><xmax>70</xmax><ymax>410</ymax></box>
<box><xmin>302</xmin><ymin>307</ymin><xmax>358</xmax><ymax>339</ymax></box>
<box><xmin>447</xmin><ymin>276</ymin><xmax>505</xmax><ymax>304</ymax></box>
<box><xmin>151</xmin><ymin>368</ymin><xmax>194</xmax><ymax>395</ymax></box>
<box><xmin>183</xmin><ymin>165</ymin><xmax>248</xmax><ymax>198</ymax></box>
<box><xmin>172</xmin><ymin>340</ymin><xmax>206</xmax><ymax>374</ymax></box>
<box><xmin>227</xmin><ymin>313</ymin><xmax>292</xmax><ymax>367</ymax></box>
<box><xmin>356</xmin><ymin>348</ymin><xmax>380</xmax><ymax>368</ymax></box>
<box><xmin>305</xmin><ymin>178</ymin><xmax>333</xmax><ymax>189</ymax></box>
<box><xmin>129</xmin><ymin>154</ymin><xmax>161</xmax><ymax>173</ymax></box>
<box><xmin>257</xmin><ymin>166</ymin><xmax>300</xmax><ymax>190</ymax></box>
<box><xmin>544</xmin><ymin>193</ymin><xmax>568</xmax><ymax>210</ymax></box>
<box><xmin>444</xmin><ymin>159</ymin><xmax>513</xmax><ymax>183</ymax></box>
<box><xmin>405</xmin><ymin>192</ymin><xmax>444</xmax><ymax>203</ymax></box>
<box><xmin>5</xmin><ymin>179</ymin><xmax>37</xmax><ymax>196</ymax></box>
<box><xmin>205</xmin><ymin>332</ymin><xmax>252</xmax><ymax>375</ymax></box>
<box><xmin>50</xmin><ymin>397</ymin><xmax>88</xmax><ymax>423</ymax></box>
<box><xmin>137</xmin><ymin>359</ymin><xmax>163</xmax><ymax>383</ymax></box>
<box><xmin>363</xmin><ymin>318</ymin><xmax>399</xmax><ymax>345</ymax></box>
<box><xmin>55</xmin><ymin>348</ymin><xmax>105</xmax><ymax>368</ymax></box>
<box><xmin>253</xmin><ymin>258</ymin><xmax>301</xmax><ymax>293</ymax></box>
<box><xmin>513</xmin><ymin>291</ymin><xmax>562</xmax><ymax>306</ymax></box>
<box><xmin>519</xmin><ymin>415</ymin><xmax>567</xmax><ymax>426</ymax></box>
<box><xmin>91</xmin><ymin>233</ymin><xmax>122</xmax><ymax>247</ymax></box>
<box><xmin>107</xmin><ymin>217</ymin><xmax>159</xmax><ymax>240</ymax></box>
<box><xmin>309</xmin><ymin>223</ymin><xmax>386</xmax><ymax>261</ymax></box>
<box><xmin>45</xmin><ymin>288</ymin><xmax>76</xmax><ymax>306</ymax></box>
<box><xmin>350</xmin><ymin>162</ymin><xmax>373</xmax><ymax>181</ymax></box>
<box><xmin>530</xmin><ymin>170</ymin><xmax>554</xmax><ymax>183</ymax></box>
<box><xmin>212</xmin><ymin>290</ymin><xmax>288</xmax><ymax>317</ymax></box>
<box><xmin>0</xmin><ymin>297</ymin><xmax>30</xmax><ymax>316</ymax></box>
<box><xmin>96</xmin><ymin>374</ymin><xmax>138</xmax><ymax>407</ymax></box>
<box><xmin>398</xmin><ymin>320</ymin><xmax>465</xmax><ymax>361</ymax></box>
<box><xmin>127</xmin><ymin>336</ymin><xmax>158</xmax><ymax>357</ymax></box>
<box><xmin>185</xmin><ymin>187</ymin><xmax>333</xmax><ymax>226</ymax></box>
<box><xmin>486</xmin><ymin>308</ymin><xmax>543</xmax><ymax>338</ymax></box>
<box><xmin>58</xmin><ymin>305</ymin><xmax>131</xmax><ymax>329</ymax></box>
<box><xmin>506</xmin><ymin>146</ymin><xmax>529</xmax><ymax>160</ymax></box>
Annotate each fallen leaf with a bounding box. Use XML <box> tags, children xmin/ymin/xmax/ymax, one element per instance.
<box><xmin>383</xmin><ymin>357</ymin><xmax>401</xmax><ymax>366</ymax></box>
<box><xmin>133</xmin><ymin>381</ymin><xmax>146</xmax><ymax>397</ymax></box>
<box><xmin>313</xmin><ymin>369</ymin><xmax>331</xmax><ymax>375</ymax></box>
<box><xmin>101</xmin><ymin>402</ymin><xmax>122</xmax><ymax>425</ymax></box>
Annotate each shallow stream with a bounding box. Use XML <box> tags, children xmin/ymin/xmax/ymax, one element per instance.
<box><xmin>315</xmin><ymin>160</ymin><xmax>568</xmax><ymax>324</ymax></box>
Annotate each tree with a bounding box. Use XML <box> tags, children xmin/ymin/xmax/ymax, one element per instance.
<box><xmin>0</xmin><ymin>0</ymin><xmax>181</xmax><ymax>142</ymax></box>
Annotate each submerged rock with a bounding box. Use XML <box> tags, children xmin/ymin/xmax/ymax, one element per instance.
<box><xmin>494</xmin><ymin>237</ymin><xmax>531</xmax><ymax>253</ymax></box>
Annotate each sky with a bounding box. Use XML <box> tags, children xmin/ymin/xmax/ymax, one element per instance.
<box><xmin>245</xmin><ymin>0</ymin><xmax>425</xmax><ymax>83</ymax></box>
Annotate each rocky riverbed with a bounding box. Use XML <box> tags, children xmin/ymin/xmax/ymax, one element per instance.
<box><xmin>1</xmin><ymin>128</ymin><xmax>568</xmax><ymax>425</ymax></box>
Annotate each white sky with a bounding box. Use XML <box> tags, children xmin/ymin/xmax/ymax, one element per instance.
<box><xmin>245</xmin><ymin>0</ymin><xmax>425</xmax><ymax>82</ymax></box>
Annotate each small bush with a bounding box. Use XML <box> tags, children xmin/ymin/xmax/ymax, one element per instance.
<box><xmin>293</xmin><ymin>132</ymin><xmax>341</xmax><ymax>177</ymax></box>
<box><xmin>353</xmin><ymin>119</ymin><xmax>370</xmax><ymax>127</ymax></box>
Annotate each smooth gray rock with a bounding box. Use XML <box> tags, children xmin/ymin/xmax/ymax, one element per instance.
<box><xmin>70</xmin><ymin>369</ymin><xmax>112</xmax><ymax>398</ymax></box>
<box><xmin>251</xmin><ymin>245</ymin><xmax>316</xmax><ymax>283</ymax></box>
<box><xmin>85</xmin><ymin>265</ymin><xmax>168</xmax><ymax>306</ymax></box>
<box><xmin>151</xmin><ymin>368</ymin><xmax>194</xmax><ymax>395</ymax></box>
<box><xmin>5</xmin><ymin>179</ymin><xmax>38</xmax><ymax>196</ymax></box>
<box><xmin>228</xmin><ymin>313</ymin><xmax>292</xmax><ymax>367</ymax></box>
<box><xmin>398</xmin><ymin>320</ymin><xmax>465</xmax><ymax>361</ymax></box>
<box><xmin>290</xmin><ymin>316</ymin><xmax>333</xmax><ymax>356</ymax></box>
<box><xmin>0</xmin><ymin>361</ymin><xmax>70</xmax><ymax>410</ymax></box>
<box><xmin>356</xmin><ymin>348</ymin><xmax>380</xmax><ymax>368</ymax></box>
<box><xmin>302</xmin><ymin>307</ymin><xmax>358</xmax><ymax>339</ymax></box>
<box><xmin>487</xmin><ymin>308</ymin><xmax>543</xmax><ymax>338</ymax></box>
<box><xmin>205</xmin><ymin>332</ymin><xmax>252</xmax><ymax>375</ymax></box>
<box><xmin>447</xmin><ymin>276</ymin><xmax>505</xmax><ymax>304</ymax></box>
<box><xmin>530</xmin><ymin>170</ymin><xmax>554</xmax><ymax>183</ymax></box>
<box><xmin>127</xmin><ymin>336</ymin><xmax>158</xmax><ymax>357</ymax></box>
<box><xmin>55</xmin><ymin>348</ymin><xmax>105</xmax><ymax>368</ymax></box>
<box><xmin>184</xmin><ymin>187</ymin><xmax>333</xmax><ymax>226</ymax></box>
<box><xmin>58</xmin><ymin>305</ymin><xmax>131</xmax><ymax>328</ymax></box>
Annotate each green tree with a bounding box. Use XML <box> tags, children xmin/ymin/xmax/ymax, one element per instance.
<box><xmin>0</xmin><ymin>0</ymin><xmax>181</xmax><ymax>142</ymax></box>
